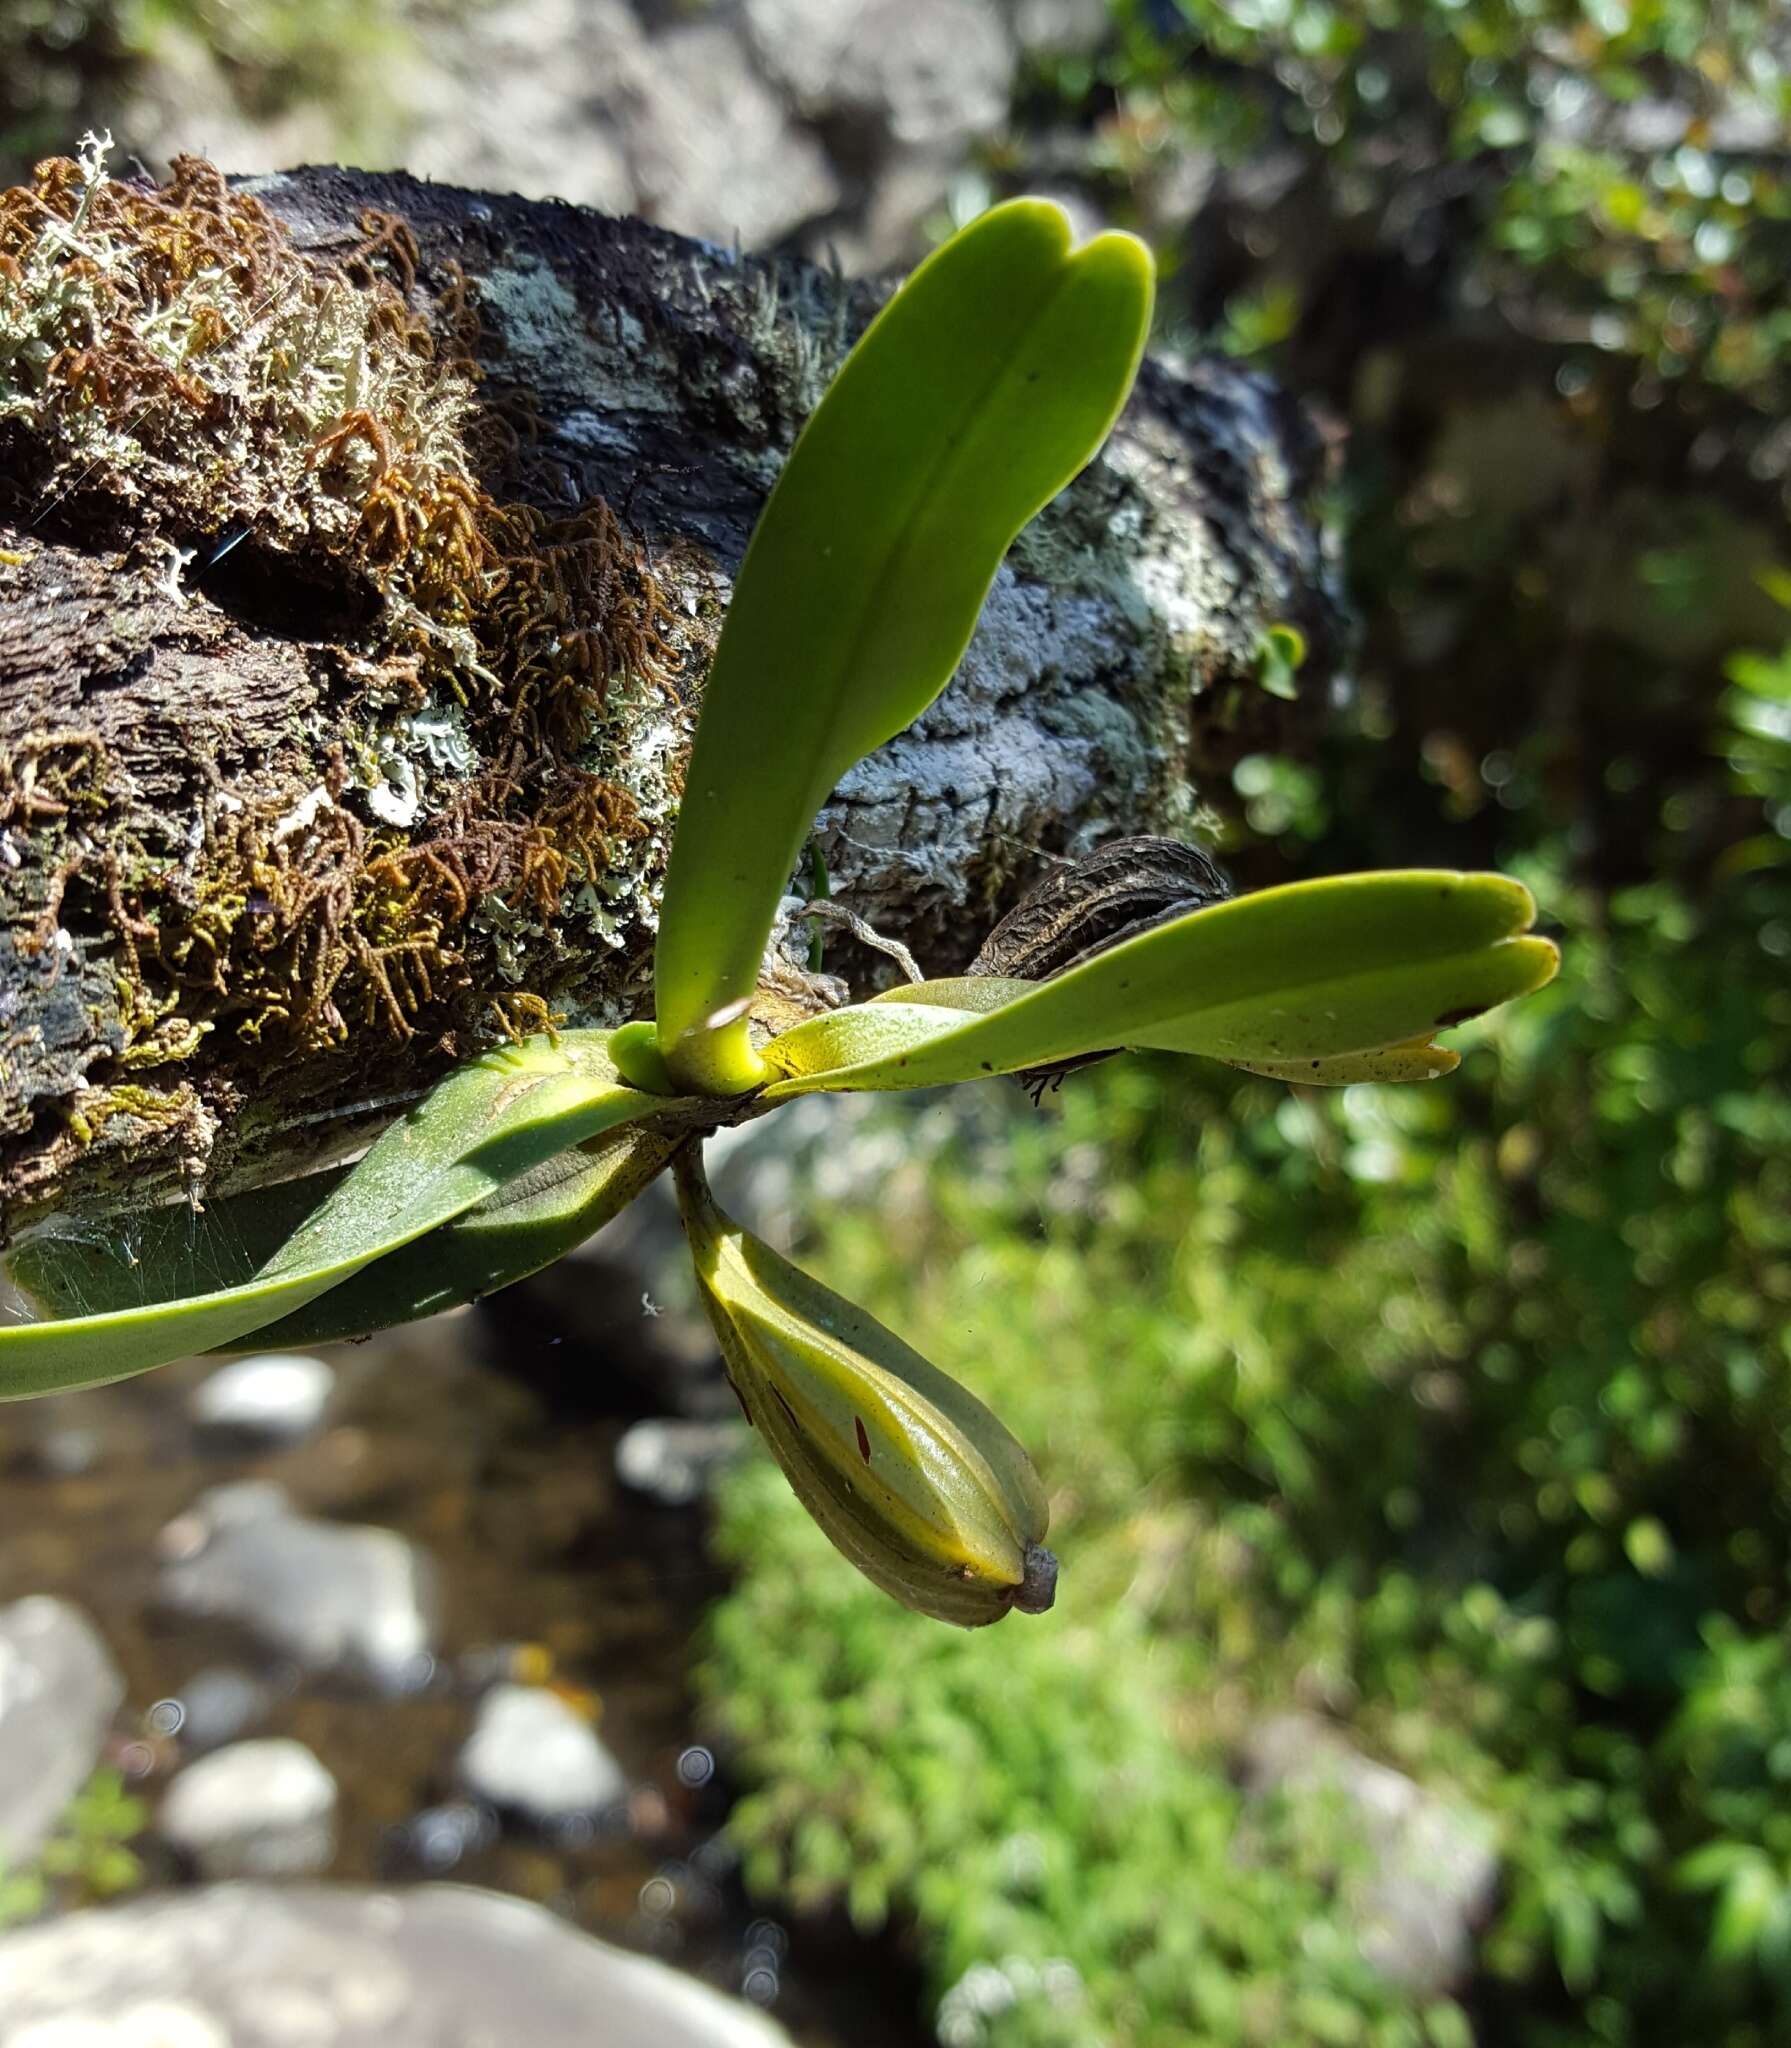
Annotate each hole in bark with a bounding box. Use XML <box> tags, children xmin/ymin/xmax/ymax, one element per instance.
<box><xmin>190</xmin><ymin>532</ymin><xmax>381</xmax><ymax>644</ymax></box>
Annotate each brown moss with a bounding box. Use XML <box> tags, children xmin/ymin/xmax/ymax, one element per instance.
<box><xmin>1</xmin><ymin>140</ymin><xmax>698</xmax><ymax>1095</ymax></box>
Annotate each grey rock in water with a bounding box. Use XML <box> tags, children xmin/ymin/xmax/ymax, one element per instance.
<box><xmin>190</xmin><ymin>1353</ymin><xmax>335</xmax><ymax>1442</ymax></box>
<box><xmin>1240</xmin><ymin>1711</ymin><xmax>1500</xmax><ymax>1997</ymax></box>
<box><xmin>395</xmin><ymin>1801</ymin><xmax>498</xmax><ymax>1875</ymax></box>
<box><xmin>167</xmin><ymin>1667</ymin><xmax>276</xmax><ymax>1754</ymax></box>
<box><xmin>457</xmin><ymin>1684</ymin><xmax>626</xmax><ymax>1823</ymax></box>
<box><xmin>615</xmin><ymin>1418</ymin><xmax>751</xmax><ymax>1506</ymax></box>
<box><xmin>0</xmin><ymin>1883</ymin><xmax>796</xmax><ymax>2047</ymax></box>
<box><xmin>0</xmin><ymin>1596</ymin><xmax>126</xmax><ymax>1867</ymax></box>
<box><xmin>160</xmin><ymin>1486</ymin><xmax>438</xmax><ymax>1688</ymax></box>
<box><xmin>159</xmin><ymin>1739</ymin><xmax>338</xmax><ymax>1880</ymax></box>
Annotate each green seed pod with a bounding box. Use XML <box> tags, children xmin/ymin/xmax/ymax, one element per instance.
<box><xmin>672</xmin><ymin>1149</ymin><xmax>1056</xmax><ymax>1627</ymax></box>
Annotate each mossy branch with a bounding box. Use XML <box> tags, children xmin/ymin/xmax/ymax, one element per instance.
<box><xmin>0</xmin><ymin>147</ymin><xmax>1342</xmax><ymax>1242</ymax></box>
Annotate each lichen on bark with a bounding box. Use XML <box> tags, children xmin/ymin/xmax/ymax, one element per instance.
<box><xmin>1</xmin><ymin>147</ymin><xmax>1342</xmax><ymax>1243</ymax></box>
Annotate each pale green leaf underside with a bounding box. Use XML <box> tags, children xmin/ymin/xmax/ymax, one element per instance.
<box><xmin>758</xmin><ymin>871</ymin><xmax>1558</xmax><ymax>1097</ymax></box>
<box><xmin>864</xmin><ymin>978</ymin><xmax>1461</xmax><ymax>1085</ymax></box>
<box><xmin>654</xmin><ymin>197</ymin><xmax>1155</xmax><ymax>1096</ymax></box>
<box><xmin>0</xmin><ymin>1032</ymin><xmax>682</xmax><ymax>1397</ymax></box>
<box><xmin>1226</xmin><ymin>1041</ymin><xmax>1461</xmax><ymax>1085</ymax></box>
<box><xmin>8</xmin><ymin>1124</ymin><xmax>682</xmax><ymax>1356</ymax></box>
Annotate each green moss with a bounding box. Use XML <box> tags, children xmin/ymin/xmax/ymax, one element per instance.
<box><xmin>64</xmin><ymin>1079</ymin><xmax>196</xmax><ymax>1144</ymax></box>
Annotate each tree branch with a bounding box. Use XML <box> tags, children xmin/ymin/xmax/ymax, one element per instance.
<box><xmin>0</xmin><ymin>158</ymin><xmax>1341</xmax><ymax>1240</ymax></box>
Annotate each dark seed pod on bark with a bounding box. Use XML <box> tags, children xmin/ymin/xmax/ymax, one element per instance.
<box><xmin>967</xmin><ymin>836</ymin><xmax>1233</xmax><ymax>1097</ymax></box>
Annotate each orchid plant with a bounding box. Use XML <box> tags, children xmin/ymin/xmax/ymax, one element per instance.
<box><xmin>0</xmin><ymin>202</ymin><xmax>1557</xmax><ymax>1622</ymax></box>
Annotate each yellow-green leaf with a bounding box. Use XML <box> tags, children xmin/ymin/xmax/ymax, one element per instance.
<box><xmin>0</xmin><ymin>1033</ymin><xmax>682</xmax><ymax>1397</ymax></box>
<box><xmin>654</xmin><ymin>198</ymin><xmax>1154</xmax><ymax>1097</ymax></box>
<box><xmin>757</xmin><ymin>871</ymin><xmax>1557</xmax><ymax>1096</ymax></box>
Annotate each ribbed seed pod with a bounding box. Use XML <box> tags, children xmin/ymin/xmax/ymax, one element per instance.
<box><xmin>672</xmin><ymin>1147</ymin><xmax>1057</xmax><ymax>1627</ymax></box>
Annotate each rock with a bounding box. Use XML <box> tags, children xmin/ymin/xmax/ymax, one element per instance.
<box><xmin>743</xmin><ymin>0</ymin><xmax>1016</xmax><ymax>152</ymax></box>
<box><xmin>0</xmin><ymin>1884</ymin><xmax>796</xmax><ymax>2047</ymax></box>
<box><xmin>165</xmin><ymin>1668</ymin><xmax>274</xmax><ymax>1754</ymax></box>
<box><xmin>190</xmin><ymin>1354</ymin><xmax>335</xmax><ymax>1443</ymax></box>
<box><xmin>1240</xmin><ymin>1712</ymin><xmax>1499</xmax><ymax>1997</ymax></box>
<box><xmin>393</xmin><ymin>1801</ymin><xmax>498</xmax><ymax>1875</ymax></box>
<box><xmin>831</xmin><ymin>145</ymin><xmax>967</xmax><ymax>271</ymax></box>
<box><xmin>159</xmin><ymin>1487</ymin><xmax>438</xmax><ymax>1688</ymax></box>
<box><xmin>617</xmin><ymin>20</ymin><xmax>841</xmax><ymax>247</ymax></box>
<box><xmin>159</xmin><ymin>1740</ymin><xmax>338</xmax><ymax>1880</ymax></box>
<box><xmin>394</xmin><ymin>0</ymin><xmax>640</xmax><ymax>215</ymax></box>
<box><xmin>21</xmin><ymin>1423</ymin><xmax>103</xmax><ymax>1477</ymax></box>
<box><xmin>406</xmin><ymin>0</ymin><xmax>837</xmax><ymax>249</ymax></box>
<box><xmin>457</xmin><ymin>1684</ymin><xmax>626</xmax><ymax>1823</ymax></box>
<box><xmin>0</xmin><ymin>1597</ymin><xmax>126</xmax><ymax>1867</ymax></box>
<box><xmin>1008</xmin><ymin>0</ymin><xmax>1111</xmax><ymax>54</ymax></box>
<box><xmin>615</xmin><ymin>1419</ymin><xmax>750</xmax><ymax>1507</ymax></box>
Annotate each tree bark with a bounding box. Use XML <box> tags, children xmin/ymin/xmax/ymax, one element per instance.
<box><xmin>0</xmin><ymin>162</ymin><xmax>1341</xmax><ymax>1242</ymax></box>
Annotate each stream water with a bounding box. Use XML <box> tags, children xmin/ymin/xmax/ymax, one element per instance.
<box><xmin>0</xmin><ymin>1277</ymin><xmax>927</xmax><ymax>2048</ymax></box>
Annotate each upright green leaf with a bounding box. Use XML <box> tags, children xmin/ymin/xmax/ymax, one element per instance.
<box><xmin>755</xmin><ymin>871</ymin><xmax>1558</xmax><ymax>1097</ymax></box>
<box><xmin>654</xmin><ymin>198</ymin><xmax>1155</xmax><ymax>1097</ymax></box>
<box><xmin>0</xmin><ymin>1032</ymin><xmax>683</xmax><ymax>1396</ymax></box>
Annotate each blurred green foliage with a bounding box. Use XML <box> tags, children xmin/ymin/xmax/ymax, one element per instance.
<box><xmin>0</xmin><ymin>1770</ymin><xmax>147</xmax><ymax>1929</ymax></box>
<box><xmin>702</xmin><ymin>823</ymin><xmax>1789</xmax><ymax>2043</ymax></box>
<box><xmin>0</xmin><ymin>0</ymin><xmax>426</xmax><ymax>178</ymax></box>
<box><xmin>1070</xmin><ymin>2</ymin><xmax>1791</xmax><ymax>422</ymax></box>
<box><xmin>1013</xmin><ymin>0</ymin><xmax>1791</xmax><ymax>914</ymax></box>
<box><xmin>702</xmin><ymin>13</ymin><xmax>1791</xmax><ymax>2017</ymax></box>
<box><xmin>1721</xmin><ymin>583</ymin><xmax>1791</xmax><ymax>875</ymax></box>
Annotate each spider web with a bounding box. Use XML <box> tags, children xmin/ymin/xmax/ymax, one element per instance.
<box><xmin>2</xmin><ymin>1167</ymin><xmax>347</xmax><ymax>1326</ymax></box>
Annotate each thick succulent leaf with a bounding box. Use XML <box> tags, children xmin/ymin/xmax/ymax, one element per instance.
<box><xmin>654</xmin><ymin>197</ymin><xmax>1155</xmax><ymax>1096</ymax></box>
<box><xmin>865</xmin><ymin>976</ymin><xmax>1464</xmax><ymax>1086</ymax></box>
<box><xmin>758</xmin><ymin>871</ymin><xmax>1557</xmax><ymax>1097</ymax></box>
<box><xmin>8</xmin><ymin>1165</ymin><xmax>348</xmax><ymax>1322</ymax></box>
<box><xmin>239</xmin><ymin>1126</ymin><xmax>684</xmax><ymax>1350</ymax></box>
<box><xmin>1225</xmin><ymin>1040</ymin><xmax>1461</xmax><ymax>1086</ymax></box>
<box><xmin>0</xmin><ymin>1033</ymin><xmax>681</xmax><ymax>1397</ymax></box>
<box><xmin>765</xmin><ymin>999</ymin><xmax>983</xmax><ymax>1081</ymax></box>
<box><xmin>12</xmin><ymin>1127</ymin><xmax>682</xmax><ymax>1353</ymax></box>
<box><xmin>868</xmin><ymin>976</ymin><xmax>1035</xmax><ymax>1013</ymax></box>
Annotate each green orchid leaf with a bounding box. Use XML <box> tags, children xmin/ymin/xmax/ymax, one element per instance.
<box><xmin>868</xmin><ymin>977</ymin><xmax>1035</xmax><ymax>1013</ymax></box>
<box><xmin>9</xmin><ymin>1126</ymin><xmax>683</xmax><ymax>1354</ymax></box>
<box><xmin>654</xmin><ymin>197</ymin><xmax>1155</xmax><ymax>1097</ymax></box>
<box><xmin>0</xmin><ymin>1032</ymin><xmax>685</xmax><ymax>1398</ymax></box>
<box><xmin>232</xmin><ymin>1124</ymin><xmax>684</xmax><ymax>1350</ymax></box>
<box><xmin>765</xmin><ymin>998</ymin><xmax>983</xmax><ymax>1082</ymax></box>
<box><xmin>861</xmin><ymin>976</ymin><xmax>1464</xmax><ymax>1086</ymax></box>
<box><xmin>8</xmin><ymin>1165</ymin><xmax>350</xmax><ymax>1322</ymax></box>
<box><xmin>756</xmin><ymin>871</ymin><xmax>1558</xmax><ymax>1097</ymax></box>
<box><xmin>1225</xmin><ymin>1039</ymin><xmax>1461</xmax><ymax>1086</ymax></box>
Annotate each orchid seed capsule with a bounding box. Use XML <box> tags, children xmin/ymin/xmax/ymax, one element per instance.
<box><xmin>672</xmin><ymin>1147</ymin><xmax>1057</xmax><ymax>1627</ymax></box>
